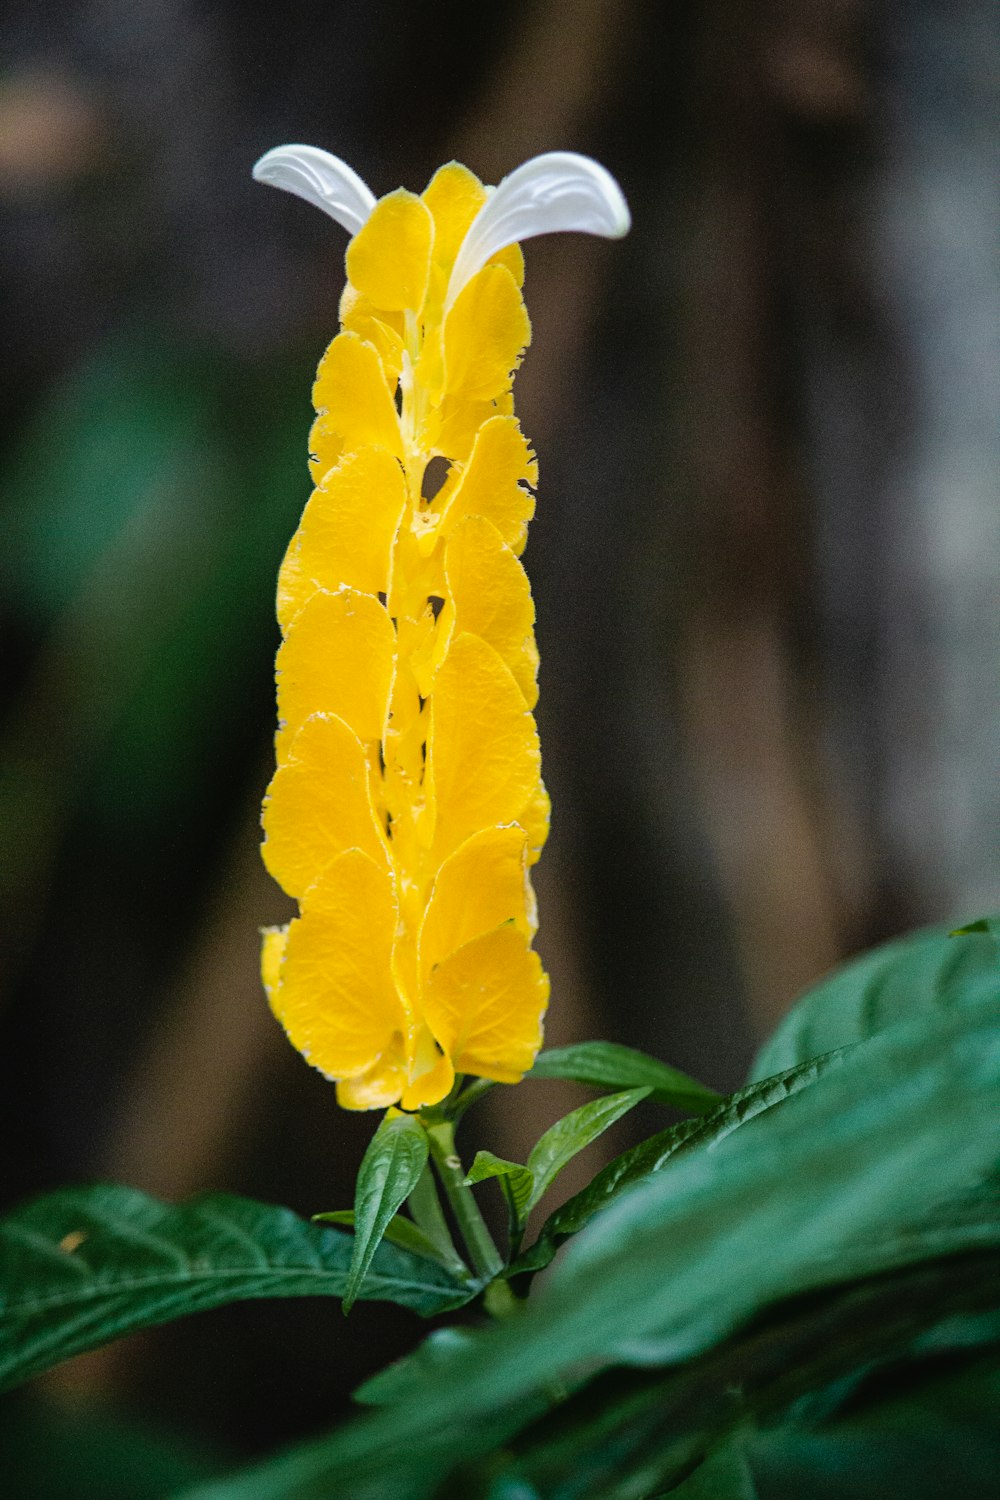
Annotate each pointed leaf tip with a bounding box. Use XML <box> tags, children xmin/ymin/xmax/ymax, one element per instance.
<box><xmin>252</xmin><ymin>144</ymin><xmax>376</xmax><ymax>235</ymax></box>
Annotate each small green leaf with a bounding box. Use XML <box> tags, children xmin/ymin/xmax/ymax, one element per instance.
<box><xmin>345</xmin><ymin>1112</ymin><xmax>430</xmax><ymax>1313</ymax></box>
<box><xmin>950</xmin><ymin>917</ymin><xmax>994</xmax><ymax>937</ymax></box>
<box><xmin>465</xmin><ymin>1152</ymin><xmax>535</xmax><ymax>1236</ymax></box>
<box><xmin>312</xmin><ymin>1210</ymin><xmax>469</xmax><ymax>1278</ymax></box>
<box><xmin>526</xmin><ymin>1087</ymin><xmax>651</xmax><ymax>1214</ymax></box>
<box><xmin>0</xmin><ymin>1186</ymin><xmax>473</xmax><ymax>1393</ymax></box>
<box><xmin>529</xmin><ymin>1041</ymin><xmax>719</xmax><ymax>1112</ymax></box>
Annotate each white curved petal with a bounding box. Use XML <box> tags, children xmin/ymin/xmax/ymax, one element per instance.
<box><xmin>252</xmin><ymin>145</ymin><xmax>376</xmax><ymax>235</ymax></box>
<box><xmin>446</xmin><ymin>151</ymin><xmax>630</xmax><ymax>306</ymax></box>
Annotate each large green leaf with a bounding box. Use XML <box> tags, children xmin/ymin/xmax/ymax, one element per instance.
<box><xmin>513</xmin><ymin>1050</ymin><xmax>851</xmax><ymax>1277</ymax></box>
<box><xmin>751</xmin><ymin>917</ymin><xmax>999</xmax><ymax>1080</ymax></box>
<box><xmin>509</xmin><ymin>1256</ymin><xmax>1000</xmax><ymax>1500</ymax></box>
<box><xmin>0</xmin><ymin>1185</ymin><xmax>474</xmax><ymax>1393</ymax></box>
<box><xmin>529</xmin><ymin>1042</ymin><xmax>719</xmax><ymax>1113</ymax></box>
<box><xmin>658</xmin><ymin>1348</ymin><xmax>1000</xmax><ymax>1500</ymax></box>
<box><xmin>345</xmin><ymin>1113</ymin><xmax>429</xmax><ymax>1312</ymax></box>
<box><xmin>662</xmin><ymin>1441</ymin><xmax>759</xmax><ymax>1499</ymax></box>
<box><xmin>172</xmin><ymin>999</ymin><xmax>1000</xmax><ymax>1500</ymax></box>
<box><xmin>352</xmin><ymin>1325</ymin><xmax>485</xmax><ymax>1407</ymax></box>
<box><xmin>737</xmin><ymin>1354</ymin><xmax>1000</xmax><ymax>1500</ymax></box>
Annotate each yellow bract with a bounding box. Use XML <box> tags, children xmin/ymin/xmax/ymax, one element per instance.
<box><xmin>427</xmin><ymin>633</ymin><xmax>541</xmax><ymax>864</ymax></box>
<box><xmin>424</xmin><ymin>925</ymin><xmax>549</xmax><ymax>1083</ymax></box>
<box><xmin>262</xmin><ymin>162</ymin><xmax>550</xmax><ymax>1108</ymax></box>
<box><xmin>422</xmin><ymin>164</ymin><xmax>487</xmax><ymax>273</ymax></box>
<box><xmin>309</xmin><ymin>333</ymin><xmax>402</xmax><ymax>482</ymax></box>
<box><xmin>439</xmin><ymin>414</ymin><xmax>537</xmax><ymax>555</ymax></box>
<box><xmin>278</xmin><ymin>447</ymin><xmax>406</xmax><ymax>628</ymax></box>
<box><xmin>277</xmin><ymin>850</ymin><xmax>404</xmax><ymax>1078</ymax></box>
<box><xmin>346</xmin><ymin>190</ymin><xmax>433</xmax><ymax>313</ymax></box>
<box><xmin>262</xmin><ymin>713</ymin><xmax>387</xmax><ymax>897</ymax></box>
<box><xmin>444</xmin><ymin>516</ymin><xmax>539</xmax><ymax>707</ymax></box>
<box><xmin>275</xmin><ymin>588</ymin><xmax>395</xmax><ymax>756</ymax></box>
<box><xmin>419</xmin><ymin>826</ymin><xmax>533</xmax><ymax>981</ymax></box>
<box><xmin>444</xmin><ymin>265</ymin><xmax>531</xmax><ymax>403</ymax></box>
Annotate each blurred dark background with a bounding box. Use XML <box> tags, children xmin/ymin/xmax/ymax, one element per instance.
<box><xmin>1</xmin><ymin>0</ymin><xmax>997</xmax><ymax>1482</ymax></box>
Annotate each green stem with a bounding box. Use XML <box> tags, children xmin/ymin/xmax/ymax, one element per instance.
<box><xmin>407</xmin><ymin>1163</ymin><xmax>469</xmax><ymax>1279</ymax></box>
<box><xmin>450</xmin><ymin>1077</ymin><xmax>495</xmax><ymax>1123</ymax></box>
<box><xmin>426</xmin><ymin>1120</ymin><xmax>504</xmax><ymax>1284</ymax></box>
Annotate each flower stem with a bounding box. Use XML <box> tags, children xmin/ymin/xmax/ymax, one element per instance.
<box><xmin>450</xmin><ymin>1077</ymin><xmax>494</xmax><ymax>1123</ymax></box>
<box><xmin>425</xmin><ymin>1120</ymin><xmax>504</xmax><ymax>1284</ymax></box>
<box><xmin>407</xmin><ymin>1162</ymin><xmax>469</xmax><ymax>1280</ymax></box>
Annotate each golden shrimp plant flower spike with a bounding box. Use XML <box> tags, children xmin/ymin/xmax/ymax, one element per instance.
<box><xmin>255</xmin><ymin>145</ymin><xmax>629</xmax><ymax>1111</ymax></box>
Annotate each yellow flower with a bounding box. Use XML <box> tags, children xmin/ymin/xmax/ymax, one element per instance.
<box><xmin>254</xmin><ymin>146</ymin><xmax>629</xmax><ymax>1110</ymax></box>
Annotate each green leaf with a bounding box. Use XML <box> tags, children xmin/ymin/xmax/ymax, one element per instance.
<box><xmin>312</xmin><ymin>1210</ymin><xmax>469</xmax><ymax>1279</ymax></box>
<box><xmin>534</xmin><ymin>1010</ymin><xmax>999</xmax><ymax>1374</ymax></box>
<box><xmin>353</xmin><ymin>1325</ymin><xmax>485</xmax><ymax>1407</ymax></box>
<box><xmin>345</xmin><ymin>1112</ymin><xmax>430</xmax><ymax>1313</ymax></box>
<box><xmin>465</xmin><ymin>1152</ymin><xmax>534</xmax><ymax>1235</ymax></box>
<box><xmin>510</xmin><ymin>1258</ymin><xmax>1000</xmax><ymax>1500</ymax></box>
<box><xmin>739</xmin><ymin>1354</ymin><xmax>1000</xmax><ymax>1500</ymax></box>
<box><xmin>526</xmin><ymin>1087</ymin><xmax>652</xmax><ymax>1214</ymax></box>
<box><xmin>0</xmin><ymin>1185</ymin><xmax>472</xmax><ymax>1393</ymax></box>
<box><xmin>171</xmin><ymin>1000</ymin><xmax>1000</xmax><ymax>1500</ymax></box>
<box><xmin>484</xmin><ymin>1477</ymin><xmax>544</xmax><ymax>1500</ymax></box>
<box><xmin>529</xmin><ymin>1042</ymin><xmax>720</xmax><ymax>1112</ymax></box>
<box><xmin>513</xmin><ymin>1050</ymin><xmax>850</xmax><ymax>1276</ymax></box>
<box><xmin>750</xmin><ymin>916</ymin><xmax>1000</xmax><ymax>1081</ymax></box>
<box><xmin>648</xmin><ymin>1437</ymin><xmax>759</xmax><ymax>1499</ymax></box>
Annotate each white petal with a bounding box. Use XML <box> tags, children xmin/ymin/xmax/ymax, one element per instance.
<box><xmin>252</xmin><ymin>145</ymin><xmax>376</xmax><ymax>236</ymax></box>
<box><xmin>446</xmin><ymin>151</ymin><xmax>630</xmax><ymax>306</ymax></box>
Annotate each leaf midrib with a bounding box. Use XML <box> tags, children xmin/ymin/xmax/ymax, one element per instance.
<box><xmin>0</xmin><ymin>1262</ymin><xmax>461</xmax><ymax>1318</ymax></box>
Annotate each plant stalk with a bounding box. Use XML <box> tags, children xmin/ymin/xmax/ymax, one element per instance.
<box><xmin>450</xmin><ymin>1077</ymin><xmax>495</xmax><ymax>1123</ymax></box>
<box><xmin>425</xmin><ymin>1120</ymin><xmax>504</xmax><ymax>1284</ymax></box>
<box><xmin>407</xmin><ymin>1162</ymin><xmax>469</xmax><ymax>1279</ymax></box>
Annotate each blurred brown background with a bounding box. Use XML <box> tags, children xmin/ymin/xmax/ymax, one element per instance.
<box><xmin>1</xmin><ymin>0</ymin><xmax>997</xmax><ymax>1477</ymax></box>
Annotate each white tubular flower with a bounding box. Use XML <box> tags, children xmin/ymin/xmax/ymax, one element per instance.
<box><xmin>252</xmin><ymin>145</ymin><xmax>376</xmax><ymax>235</ymax></box>
<box><xmin>445</xmin><ymin>151</ymin><xmax>631</xmax><ymax>306</ymax></box>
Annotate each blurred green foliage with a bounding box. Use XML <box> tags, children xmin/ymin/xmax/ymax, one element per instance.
<box><xmin>1</xmin><ymin>326</ymin><xmax>310</xmax><ymax>834</ymax></box>
<box><xmin>0</xmin><ymin>1391</ymin><xmax>222</xmax><ymax>1499</ymax></box>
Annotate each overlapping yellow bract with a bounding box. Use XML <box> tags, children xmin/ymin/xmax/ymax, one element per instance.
<box><xmin>261</xmin><ymin>162</ymin><xmax>549</xmax><ymax>1109</ymax></box>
